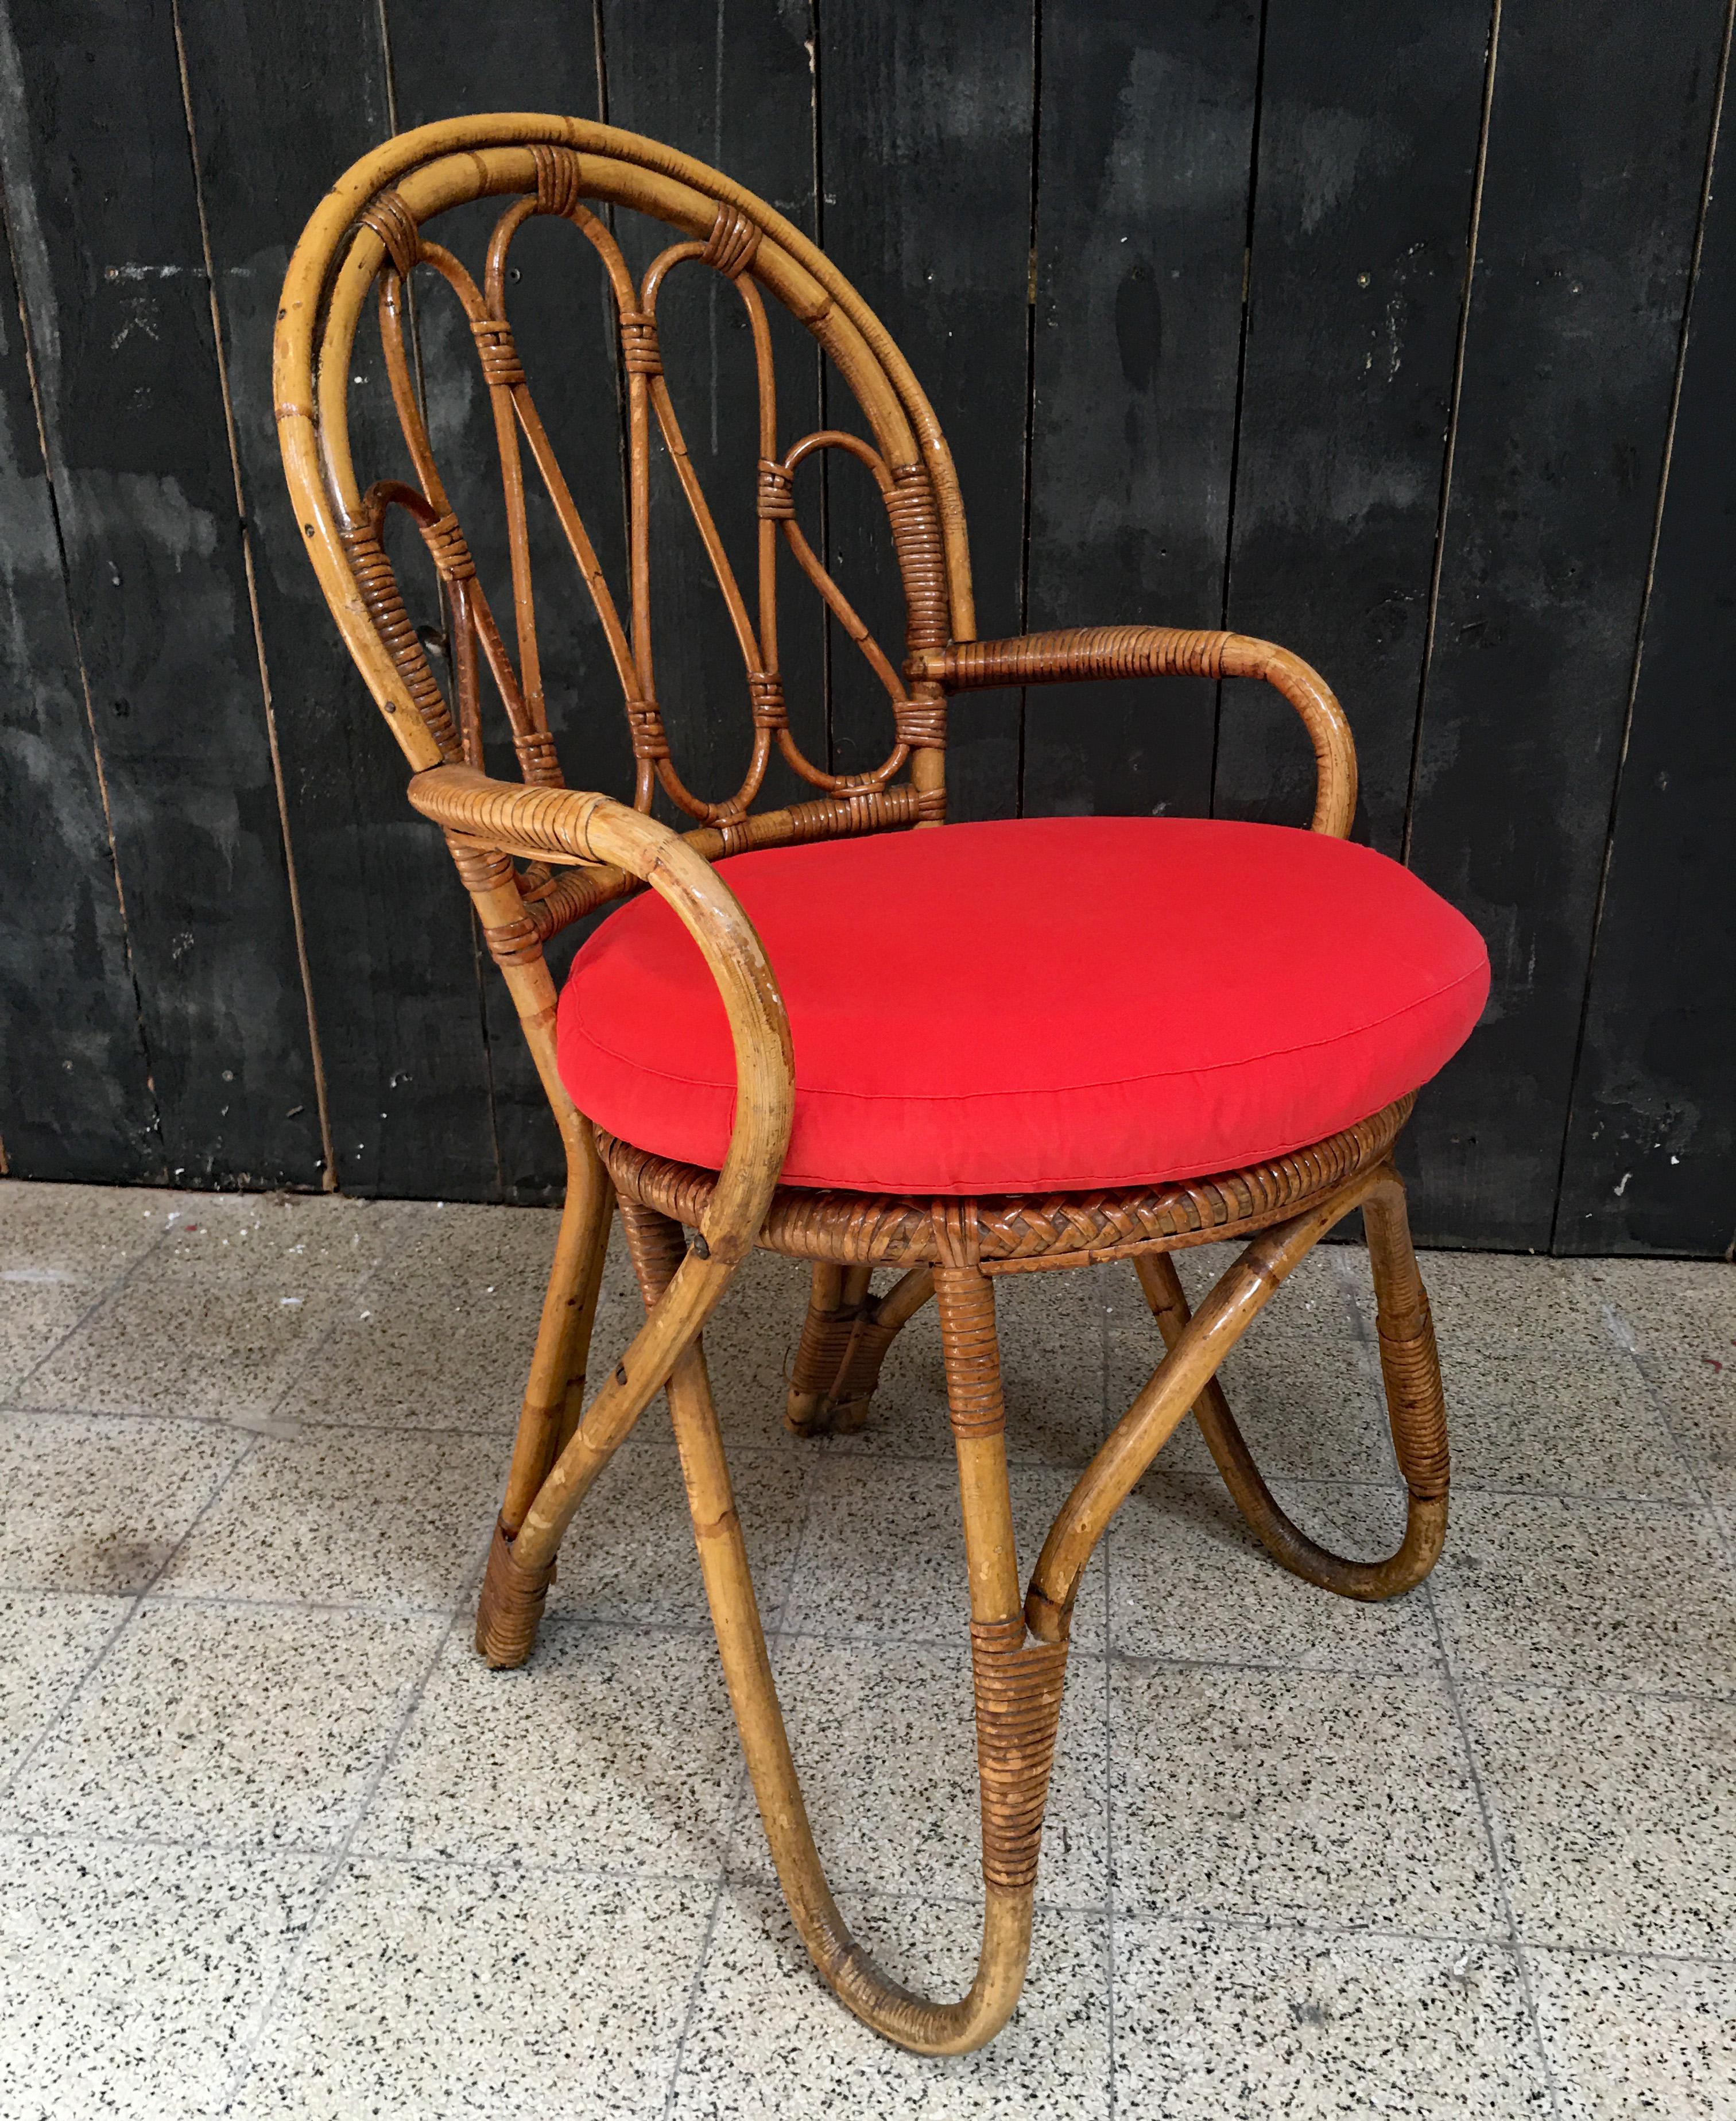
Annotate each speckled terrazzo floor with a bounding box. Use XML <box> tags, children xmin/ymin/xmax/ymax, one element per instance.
<box><xmin>1</xmin><ymin>1178</ymin><xmax>1733</xmax><ymax>2120</ymax></box>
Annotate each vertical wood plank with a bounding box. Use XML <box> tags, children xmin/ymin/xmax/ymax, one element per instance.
<box><xmin>0</xmin><ymin>0</ymin><xmax>321</xmax><ymax>1189</ymax></box>
<box><xmin>386</xmin><ymin>1</ymin><xmax>630</xmax><ymax>1203</ymax></box>
<box><xmin>819</xmin><ymin>0</ymin><xmax>1034</xmax><ymax>820</ymax></box>
<box><xmin>1215</xmin><ymin>1</ymin><xmax>1490</xmax><ymax>853</ymax></box>
<box><xmin>0</xmin><ymin>196</ymin><xmax>158</xmax><ymax>1180</ymax></box>
<box><xmin>1556</xmin><ymin>86</ymin><xmax>1735</xmax><ymax>1259</ymax></box>
<box><xmin>1403</xmin><ymin>0</ymin><xmax>1729</xmax><ymax>1249</ymax></box>
<box><xmin>1023</xmin><ymin>1</ymin><xmax>1260</xmax><ymax>822</ymax></box>
<box><xmin>600</xmin><ymin>0</ymin><xmax>826</xmax><ymax>828</ymax></box>
<box><xmin>178</xmin><ymin>0</ymin><xmax>504</xmax><ymax>1201</ymax></box>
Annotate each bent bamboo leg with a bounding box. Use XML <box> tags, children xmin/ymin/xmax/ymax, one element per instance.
<box><xmin>640</xmin><ymin>1205</ymin><xmax>1063</xmax><ymax>2054</ymax></box>
<box><xmin>786</xmin><ymin>1264</ymin><xmax>935</xmax><ymax>1436</ymax></box>
<box><xmin>1133</xmin><ymin>1166</ymin><xmax>1448</xmax><ymax>1601</ymax></box>
<box><xmin>476</xmin><ymin>1123</ymin><xmax>614</xmax><ymax>1666</ymax></box>
<box><xmin>1025</xmin><ymin>1167</ymin><xmax>1392</xmax><ymax>1642</ymax></box>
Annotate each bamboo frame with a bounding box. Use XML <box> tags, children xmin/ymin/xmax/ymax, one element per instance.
<box><xmin>276</xmin><ymin>115</ymin><xmax>1455</xmax><ymax>2054</ymax></box>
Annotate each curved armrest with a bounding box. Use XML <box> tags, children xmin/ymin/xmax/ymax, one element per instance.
<box><xmin>909</xmin><ymin>626</ymin><xmax>1357</xmax><ymax>838</ymax></box>
<box><xmin>407</xmin><ymin>764</ymin><xmax>795</xmax><ymax>1262</ymax></box>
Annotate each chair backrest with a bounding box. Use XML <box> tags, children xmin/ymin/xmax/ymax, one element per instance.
<box><xmin>276</xmin><ymin>115</ymin><xmax>973</xmax><ymax>869</ymax></box>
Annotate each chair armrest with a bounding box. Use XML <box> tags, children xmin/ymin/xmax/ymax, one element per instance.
<box><xmin>909</xmin><ymin>626</ymin><xmax>1357</xmax><ymax>838</ymax></box>
<box><xmin>406</xmin><ymin>764</ymin><xmax>795</xmax><ymax>1263</ymax></box>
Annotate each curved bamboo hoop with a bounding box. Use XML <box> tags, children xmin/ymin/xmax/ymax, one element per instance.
<box><xmin>1133</xmin><ymin>1167</ymin><xmax>1448</xmax><ymax>1600</ymax></box>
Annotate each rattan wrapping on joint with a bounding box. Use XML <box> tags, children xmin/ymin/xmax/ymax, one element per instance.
<box><xmin>513</xmin><ymin>730</ymin><xmax>564</xmax><ymax>786</ymax></box>
<box><xmin>970</xmin><ymin>1618</ymin><xmax>1068</xmax><ymax>1891</ymax></box>
<box><xmin>619</xmin><ymin>1197</ymin><xmax>688</xmax><ymax>1307</ymax></box>
<box><xmin>619</xmin><ymin>311</ymin><xmax>662</xmax><ymax>376</ymax></box>
<box><xmin>532</xmin><ymin>143</ymin><xmax>584</xmax><ymax>219</ymax></box>
<box><xmin>472</xmin><ymin>318</ymin><xmax>526</xmax><ymax>389</ymax></box>
<box><xmin>444</xmin><ymin>835</ymin><xmax>515</xmax><ymax>893</ymax></box>
<box><xmin>933</xmin><ymin>1267</ymin><xmax>1005</xmax><ymax>1438</ymax></box>
<box><xmin>928</xmin><ymin>625</ymin><xmax>1231</xmax><ymax>690</ymax></box>
<box><xmin>482</xmin><ymin>912</ymin><xmax>543</xmax><ymax>969</ymax></box>
<box><xmin>358</xmin><ymin>187</ymin><xmax>419</xmax><ymax>279</ymax></box>
<box><xmin>893</xmin><ymin>698</ymin><xmax>946</xmax><ymax>749</ymax></box>
<box><xmin>701</xmin><ymin>201</ymin><xmax>761</xmax><ymax>280</ymax></box>
<box><xmin>756</xmin><ymin>460</ymin><xmax>795</xmax><ymax>518</ymax></box>
<box><xmin>626</xmin><ymin>701</ymin><xmax>671</xmax><ymax>761</ymax></box>
<box><xmin>418</xmin><ymin>510</ymin><xmax>477</xmax><ymax>581</ymax></box>
<box><xmin>475</xmin><ymin>1520</ymin><xmax>556</xmax><ymax>1669</ymax></box>
<box><xmin>747</xmin><ymin>674</ymin><xmax>788</xmax><ymax>730</ymax></box>
<box><xmin>339</xmin><ymin>525</ymin><xmax>463</xmax><ymax>760</ymax></box>
<box><xmin>1377</xmin><ymin>1308</ymin><xmax>1450</xmax><ymax>1499</ymax></box>
<box><xmin>882</xmin><ymin>463</ymin><xmax>951</xmax><ymax>653</ymax></box>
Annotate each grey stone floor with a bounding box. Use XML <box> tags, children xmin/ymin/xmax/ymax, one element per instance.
<box><xmin>0</xmin><ymin>1178</ymin><xmax>1733</xmax><ymax>2119</ymax></box>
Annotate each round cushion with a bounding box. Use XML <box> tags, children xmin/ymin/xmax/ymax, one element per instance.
<box><xmin>556</xmin><ymin>816</ymin><xmax>1488</xmax><ymax>1197</ymax></box>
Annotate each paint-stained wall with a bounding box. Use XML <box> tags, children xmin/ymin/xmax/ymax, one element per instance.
<box><xmin>0</xmin><ymin>0</ymin><xmax>1730</xmax><ymax>1256</ymax></box>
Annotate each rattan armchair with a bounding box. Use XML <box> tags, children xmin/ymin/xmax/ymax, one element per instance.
<box><xmin>276</xmin><ymin>115</ymin><xmax>1487</xmax><ymax>2054</ymax></box>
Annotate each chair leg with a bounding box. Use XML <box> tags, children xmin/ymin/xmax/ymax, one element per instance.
<box><xmin>475</xmin><ymin>1127</ymin><xmax>614</xmax><ymax>1668</ymax></box>
<box><xmin>785</xmin><ymin>1263</ymin><xmax>935</xmax><ymax>1437</ymax></box>
<box><xmin>1133</xmin><ymin>1167</ymin><xmax>1448</xmax><ymax>1601</ymax></box>
<box><xmin>640</xmin><ymin>1207</ymin><xmax>1063</xmax><ymax>2054</ymax></box>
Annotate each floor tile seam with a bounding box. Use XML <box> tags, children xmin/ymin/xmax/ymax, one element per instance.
<box><xmin>1513</xmin><ymin>1936</ymin><xmax>1736</xmax><ymax>1974</ymax></box>
<box><xmin>658</xmin><ymin>1876</ymin><xmax>731</xmax><ymax>2121</ymax></box>
<box><xmin>1451</xmin><ymin>1673</ymin><xmax>1736</xmax><ymax>1709</ymax></box>
<box><xmin>0</xmin><ymin>1821</ymin><xmax>347</xmax><ymax>1863</ymax></box>
<box><xmin>0</xmin><ymin>1432</ymin><xmax>263</xmax><ymax>1808</ymax></box>
<box><xmin>243</xmin><ymin>1207</ymin><xmax>452</xmax><ymax>1433</ymax></box>
<box><xmin>1422</xmin><ymin>1576</ymin><xmax>1568</xmax><ymax>2120</ymax></box>
<box><xmin>1626</xmin><ymin>1347</ymin><xmax>1736</xmax><ymax>1583</ymax></box>
<box><xmin>127</xmin><ymin>1589</ymin><xmax>461</xmax><ymax>1620</ymax></box>
<box><xmin>1106</xmin><ymin>1903</ymin><xmax>1526</xmax><ymax>1952</ymax></box>
<box><xmin>216</xmin><ymin>1597</ymin><xmax>472</xmax><ymax>2113</ymax></box>
<box><xmin>1103</xmin><ymin>1644</ymin><xmax>1445</xmax><ymax>1685</ymax></box>
<box><xmin>4</xmin><ymin>1221</ymin><xmax>177</xmax><ymax>1400</ymax></box>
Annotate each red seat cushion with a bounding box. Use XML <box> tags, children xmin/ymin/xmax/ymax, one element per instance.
<box><xmin>556</xmin><ymin>816</ymin><xmax>1488</xmax><ymax>1197</ymax></box>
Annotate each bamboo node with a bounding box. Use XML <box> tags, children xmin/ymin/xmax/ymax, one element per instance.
<box><xmin>358</xmin><ymin>187</ymin><xmax>419</xmax><ymax>280</ymax></box>
<box><xmin>701</xmin><ymin>200</ymin><xmax>761</xmax><ymax>280</ymax></box>
<box><xmin>532</xmin><ymin>143</ymin><xmax>584</xmax><ymax>219</ymax></box>
<box><xmin>619</xmin><ymin>311</ymin><xmax>662</xmax><ymax>377</ymax></box>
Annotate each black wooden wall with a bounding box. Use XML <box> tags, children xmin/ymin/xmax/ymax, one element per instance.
<box><xmin>0</xmin><ymin>0</ymin><xmax>1730</xmax><ymax>1256</ymax></box>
